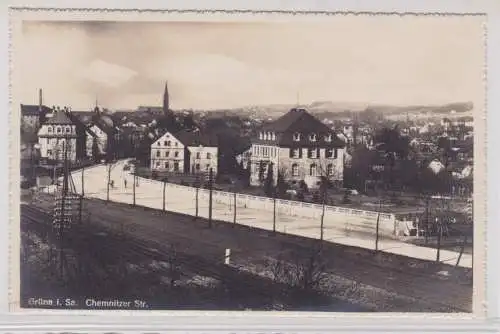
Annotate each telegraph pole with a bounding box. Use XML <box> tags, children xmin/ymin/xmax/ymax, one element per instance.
<box><xmin>81</xmin><ymin>166</ymin><xmax>85</xmax><ymax>196</ymax></box>
<box><xmin>195</xmin><ymin>177</ymin><xmax>199</xmax><ymax>218</ymax></box>
<box><xmin>59</xmin><ymin>141</ymin><xmax>69</xmax><ymax>279</ymax></box>
<box><xmin>208</xmin><ymin>168</ymin><xmax>213</xmax><ymax>228</ymax></box>
<box><xmin>424</xmin><ymin>196</ymin><xmax>430</xmax><ymax>244</ymax></box>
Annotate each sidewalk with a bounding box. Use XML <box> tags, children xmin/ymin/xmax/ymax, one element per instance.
<box><xmin>55</xmin><ymin>160</ymin><xmax>472</xmax><ymax>269</ymax></box>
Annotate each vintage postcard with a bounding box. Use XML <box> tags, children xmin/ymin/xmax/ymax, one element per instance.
<box><xmin>8</xmin><ymin>9</ymin><xmax>487</xmax><ymax>316</ymax></box>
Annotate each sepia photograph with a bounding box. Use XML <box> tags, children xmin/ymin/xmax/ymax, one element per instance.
<box><xmin>10</xmin><ymin>12</ymin><xmax>486</xmax><ymax>314</ymax></box>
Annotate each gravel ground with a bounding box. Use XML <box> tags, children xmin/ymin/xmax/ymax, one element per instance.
<box><xmin>25</xmin><ymin>193</ymin><xmax>472</xmax><ymax>312</ymax></box>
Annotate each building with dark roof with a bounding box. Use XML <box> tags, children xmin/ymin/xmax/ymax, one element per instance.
<box><xmin>247</xmin><ymin>108</ymin><xmax>346</xmax><ymax>188</ymax></box>
<box><xmin>37</xmin><ymin>107</ymin><xmax>80</xmax><ymax>163</ymax></box>
<box><xmin>150</xmin><ymin>128</ymin><xmax>218</xmax><ymax>175</ymax></box>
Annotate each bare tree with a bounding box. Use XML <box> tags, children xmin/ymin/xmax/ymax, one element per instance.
<box><xmin>268</xmin><ymin>245</ymin><xmax>328</xmax><ymax>293</ymax></box>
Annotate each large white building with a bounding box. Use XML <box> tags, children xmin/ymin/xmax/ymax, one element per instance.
<box><xmin>37</xmin><ymin>108</ymin><xmax>79</xmax><ymax>162</ymax></box>
<box><xmin>150</xmin><ymin>129</ymin><xmax>218</xmax><ymax>175</ymax></box>
<box><xmin>245</xmin><ymin>108</ymin><xmax>346</xmax><ymax>189</ymax></box>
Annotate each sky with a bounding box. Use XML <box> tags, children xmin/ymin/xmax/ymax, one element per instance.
<box><xmin>15</xmin><ymin>17</ymin><xmax>485</xmax><ymax>111</ymax></box>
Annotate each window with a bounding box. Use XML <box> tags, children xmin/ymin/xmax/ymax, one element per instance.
<box><xmin>307</xmin><ymin>148</ymin><xmax>316</xmax><ymax>158</ymax></box>
<box><xmin>326</xmin><ymin>148</ymin><xmax>334</xmax><ymax>158</ymax></box>
<box><xmin>195</xmin><ymin>163</ymin><xmax>200</xmax><ymax>171</ymax></box>
<box><xmin>259</xmin><ymin>132</ymin><xmax>263</xmax><ymax>140</ymax></box>
<box><xmin>327</xmin><ymin>163</ymin><xmax>334</xmax><ymax>176</ymax></box>
<box><xmin>334</xmin><ymin>148</ymin><xmax>338</xmax><ymax>159</ymax></box>
<box><xmin>164</xmin><ymin>141</ymin><xmax>168</xmax><ymax>146</ymax></box>
<box><xmin>47</xmin><ymin>149</ymin><xmax>52</xmax><ymax>156</ymax></box>
<box><xmin>206</xmin><ymin>152</ymin><xmax>212</xmax><ymax>159</ymax></box>
<box><xmin>292</xmin><ymin>164</ymin><xmax>299</xmax><ymax>176</ymax></box>
<box><xmin>173</xmin><ymin>162</ymin><xmax>179</xmax><ymax>171</ymax></box>
<box><xmin>157</xmin><ymin>142</ymin><xmax>161</xmax><ymax>146</ymax></box>
<box><xmin>264</xmin><ymin>132</ymin><xmax>268</xmax><ymax>140</ymax></box>
<box><xmin>291</xmin><ymin>148</ymin><xmax>300</xmax><ymax>158</ymax></box>
<box><xmin>156</xmin><ymin>150</ymin><xmax>160</xmax><ymax>157</ymax></box>
<box><xmin>56</xmin><ymin>127</ymin><xmax>62</xmax><ymax>133</ymax></box>
<box><xmin>309</xmin><ymin>164</ymin><xmax>317</xmax><ymax>176</ymax></box>
<box><xmin>196</xmin><ymin>152</ymin><xmax>201</xmax><ymax>159</ymax></box>
<box><xmin>174</xmin><ymin>142</ymin><xmax>178</xmax><ymax>147</ymax></box>
<box><xmin>166</xmin><ymin>140</ymin><xmax>171</xmax><ymax>146</ymax></box>
<box><xmin>325</xmin><ymin>134</ymin><xmax>332</xmax><ymax>142</ymax></box>
<box><xmin>47</xmin><ymin>126</ymin><xmax>53</xmax><ymax>133</ymax></box>
<box><xmin>174</xmin><ymin>151</ymin><xmax>179</xmax><ymax>158</ymax></box>
<box><xmin>271</xmin><ymin>133</ymin><xmax>276</xmax><ymax>140</ymax></box>
<box><xmin>309</xmin><ymin>133</ymin><xmax>317</xmax><ymax>142</ymax></box>
<box><xmin>205</xmin><ymin>164</ymin><xmax>210</xmax><ymax>172</ymax></box>
<box><xmin>165</xmin><ymin>151</ymin><xmax>170</xmax><ymax>157</ymax></box>
<box><xmin>165</xmin><ymin>162</ymin><xmax>169</xmax><ymax>169</ymax></box>
<box><xmin>156</xmin><ymin>161</ymin><xmax>160</xmax><ymax>167</ymax></box>
<box><xmin>293</xmin><ymin>133</ymin><xmax>301</xmax><ymax>141</ymax></box>
<box><xmin>66</xmin><ymin>126</ymin><xmax>71</xmax><ymax>133</ymax></box>
<box><xmin>263</xmin><ymin>147</ymin><xmax>269</xmax><ymax>157</ymax></box>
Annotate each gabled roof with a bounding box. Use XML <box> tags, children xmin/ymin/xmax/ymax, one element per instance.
<box><xmin>45</xmin><ymin>109</ymin><xmax>73</xmax><ymax>125</ymax></box>
<box><xmin>21</xmin><ymin>104</ymin><xmax>52</xmax><ymax>116</ymax></box>
<box><xmin>256</xmin><ymin>108</ymin><xmax>345</xmax><ymax>148</ymax></box>
<box><xmin>174</xmin><ymin>128</ymin><xmax>218</xmax><ymax>147</ymax></box>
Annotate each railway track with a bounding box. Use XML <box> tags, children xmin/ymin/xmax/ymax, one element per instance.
<box><xmin>20</xmin><ymin>204</ymin><xmax>293</xmax><ymax>302</ymax></box>
<box><xmin>24</xmin><ymin>196</ymin><xmax>472</xmax><ymax>311</ymax></box>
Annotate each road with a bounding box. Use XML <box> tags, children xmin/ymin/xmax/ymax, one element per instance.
<box><xmin>44</xmin><ymin>159</ymin><xmax>472</xmax><ymax>268</ymax></box>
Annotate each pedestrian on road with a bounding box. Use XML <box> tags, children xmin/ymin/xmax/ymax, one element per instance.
<box><xmin>124</xmin><ymin>179</ymin><xmax>127</xmax><ymax>189</ymax></box>
<box><xmin>110</xmin><ymin>180</ymin><xmax>115</xmax><ymax>189</ymax></box>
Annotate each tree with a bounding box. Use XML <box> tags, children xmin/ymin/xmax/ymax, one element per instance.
<box><xmin>258</xmin><ymin>160</ymin><xmax>266</xmax><ymax>184</ymax></box>
<box><xmin>264</xmin><ymin>162</ymin><xmax>274</xmax><ymax>197</ymax></box>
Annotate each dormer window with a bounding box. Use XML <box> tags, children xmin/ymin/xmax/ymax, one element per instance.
<box><xmin>56</xmin><ymin>127</ymin><xmax>62</xmax><ymax>134</ymax></box>
<box><xmin>271</xmin><ymin>133</ymin><xmax>276</xmax><ymax>140</ymax></box>
<box><xmin>65</xmin><ymin>126</ymin><xmax>71</xmax><ymax>133</ymax></box>
<box><xmin>309</xmin><ymin>133</ymin><xmax>317</xmax><ymax>142</ymax></box>
<box><xmin>47</xmin><ymin>126</ymin><xmax>53</xmax><ymax>133</ymax></box>
<box><xmin>259</xmin><ymin>132</ymin><xmax>264</xmax><ymax>140</ymax></box>
<box><xmin>293</xmin><ymin>133</ymin><xmax>301</xmax><ymax>142</ymax></box>
<box><xmin>325</xmin><ymin>134</ymin><xmax>332</xmax><ymax>142</ymax></box>
<box><xmin>264</xmin><ymin>132</ymin><xmax>268</xmax><ymax>140</ymax></box>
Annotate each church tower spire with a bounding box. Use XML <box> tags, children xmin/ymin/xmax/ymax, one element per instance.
<box><xmin>163</xmin><ymin>81</ymin><xmax>170</xmax><ymax>114</ymax></box>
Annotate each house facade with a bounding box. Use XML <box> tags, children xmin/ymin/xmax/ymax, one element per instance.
<box><xmin>150</xmin><ymin>129</ymin><xmax>218</xmax><ymax>175</ymax></box>
<box><xmin>247</xmin><ymin>108</ymin><xmax>346</xmax><ymax>189</ymax></box>
<box><xmin>37</xmin><ymin>108</ymin><xmax>79</xmax><ymax>163</ymax></box>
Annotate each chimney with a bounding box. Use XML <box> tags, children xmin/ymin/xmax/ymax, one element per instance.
<box><xmin>38</xmin><ymin>88</ymin><xmax>43</xmax><ymax>112</ymax></box>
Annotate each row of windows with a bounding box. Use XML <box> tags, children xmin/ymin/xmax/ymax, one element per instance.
<box><xmin>254</xmin><ymin>162</ymin><xmax>337</xmax><ymax>177</ymax></box>
<box><xmin>47</xmin><ymin>126</ymin><xmax>72</xmax><ymax>134</ymax></box>
<box><xmin>157</xmin><ymin>140</ymin><xmax>178</xmax><ymax>147</ymax></box>
<box><xmin>156</xmin><ymin>150</ymin><xmax>180</xmax><ymax>158</ymax></box>
<box><xmin>290</xmin><ymin>148</ymin><xmax>338</xmax><ymax>159</ymax></box>
<box><xmin>292</xmin><ymin>133</ymin><xmax>332</xmax><ymax>143</ymax></box>
<box><xmin>154</xmin><ymin>160</ymin><xmax>212</xmax><ymax>172</ymax></box>
<box><xmin>252</xmin><ymin>145</ymin><xmax>278</xmax><ymax>158</ymax></box>
<box><xmin>259</xmin><ymin>132</ymin><xmax>333</xmax><ymax>143</ymax></box>
<box><xmin>291</xmin><ymin>163</ymin><xmax>336</xmax><ymax>177</ymax></box>
<box><xmin>154</xmin><ymin>150</ymin><xmax>213</xmax><ymax>159</ymax></box>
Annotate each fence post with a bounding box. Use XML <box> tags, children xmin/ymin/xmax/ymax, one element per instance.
<box><xmin>208</xmin><ymin>168</ymin><xmax>213</xmax><ymax>228</ymax></box>
<box><xmin>195</xmin><ymin>186</ymin><xmax>199</xmax><ymax>218</ymax></box>
<box><xmin>436</xmin><ymin>217</ymin><xmax>442</xmax><ymax>263</ymax></box>
<box><xmin>375</xmin><ymin>199</ymin><xmax>382</xmax><ymax>251</ymax></box>
<box><xmin>455</xmin><ymin>234</ymin><xmax>467</xmax><ymax>267</ymax></box>
<box><xmin>233</xmin><ymin>191</ymin><xmax>236</xmax><ymax>225</ymax></box>
<box><xmin>162</xmin><ymin>180</ymin><xmax>166</xmax><ymax>212</ymax></box>
<box><xmin>81</xmin><ymin>166</ymin><xmax>85</xmax><ymax>196</ymax></box>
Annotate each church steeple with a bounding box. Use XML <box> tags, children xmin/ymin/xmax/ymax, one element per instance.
<box><xmin>163</xmin><ymin>81</ymin><xmax>169</xmax><ymax>114</ymax></box>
